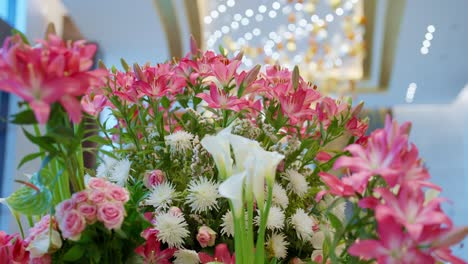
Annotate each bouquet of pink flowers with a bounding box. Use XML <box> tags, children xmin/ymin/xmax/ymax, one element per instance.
<box><xmin>0</xmin><ymin>31</ymin><xmax>466</xmax><ymax>264</ymax></box>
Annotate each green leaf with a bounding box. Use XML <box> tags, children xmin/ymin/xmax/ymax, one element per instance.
<box><xmin>63</xmin><ymin>245</ymin><xmax>85</xmax><ymax>262</ymax></box>
<box><xmin>161</xmin><ymin>96</ymin><xmax>171</xmax><ymax>109</ymax></box>
<box><xmin>6</xmin><ymin>181</ymin><xmax>52</xmax><ymax>215</ymax></box>
<box><xmin>10</xmin><ymin>109</ymin><xmax>37</xmax><ymax>124</ymax></box>
<box><xmin>17</xmin><ymin>152</ymin><xmax>44</xmax><ymax>169</ymax></box>
<box><xmin>11</xmin><ymin>29</ymin><xmax>30</xmax><ymax>44</ymax></box>
<box><xmin>327</xmin><ymin>212</ymin><xmax>344</xmax><ymax>232</ymax></box>
<box><xmin>22</xmin><ymin>128</ymin><xmax>57</xmax><ymax>153</ymax></box>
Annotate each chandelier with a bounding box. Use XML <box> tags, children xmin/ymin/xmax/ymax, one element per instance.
<box><xmin>202</xmin><ymin>0</ymin><xmax>366</xmax><ymax>94</ymax></box>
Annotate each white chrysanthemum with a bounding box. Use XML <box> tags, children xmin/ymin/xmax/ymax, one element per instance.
<box><xmin>155</xmin><ymin>212</ymin><xmax>190</xmax><ymax>248</ymax></box>
<box><xmin>283</xmin><ymin>169</ymin><xmax>309</xmax><ymax>197</ymax></box>
<box><xmin>266</xmin><ymin>232</ymin><xmax>289</xmax><ymax>259</ymax></box>
<box><xmin>255</xmin><ymin>206</ymin><xmax>285</xmax><ymax>230</ymax></box>
<box><xmin>96</xmin><ymin>156</ymin><xmax>118</xmax><ymax>178</ymax></box>
<box><xmin>221</xmin><ymin>210</ymin><xmax>234</xmax><ymax>237</ymax></box>
<box><xmin>271</xmin><ymin>183</ymin><xmax>289</xmax><ymax>209</ymax></box>
<box><xmin>174</xmin><ymin>249</ymin><xmax>200</xmax><ymax>264</ymax></box>
<box><xmin>145</xmin><ymin>182</ymin><xmax>176</xmax><ymax>211</ymax></box>
<box><xmin>165</xmin><ymin>130</ymin><xmax>194</xmax><ymax>154</ymax></box>
<box><xmin>186</xmin><ymin>177</ymin><xmax>219</xmax><ymax>213</ymax></box>
<box><xmin>290</xmin><ymin>208</ymin><xmax>314</xmax><ymax>241</ymax></box>
<box><xmin>108</xmin><ymin>158</ymin><xmax>132</xmax><ymax>186</ymax></box>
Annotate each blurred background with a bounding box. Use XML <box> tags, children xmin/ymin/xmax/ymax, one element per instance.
<box><xmin>0</xmin><ymin>0</ymin><xmax>467</xmax><ymax>258</ymax></box>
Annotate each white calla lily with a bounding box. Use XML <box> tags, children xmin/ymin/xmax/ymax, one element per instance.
<box><xmin>229</xmin><ymin>134</ymin><xmax>260</xmax><ymax>172</ymax></box>
<box><xmin>219</xmin><ymin>171</ymin><xmax>246</xmax><ymax>216</ymax></box>
<box><xmin>201</xmin><ymin>129</ymin><xmax>233</xmax><ymax>180</ymax></box>
<box><xmin>252</xmin><ymin>148</ymin><xmax>284</xmax><ymax>210</ymax></box>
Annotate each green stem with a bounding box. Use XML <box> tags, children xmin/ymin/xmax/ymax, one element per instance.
<box><xmin>255</xmin><ymin>185</ymin><xmax>273</xmax><ymax>264</ymax></box>
<box><xmin>246</xmin><ymin>194</ymin><xmax>255</xmax><ymax>263</ymax></box>
<box><xmin>13</xmin><ymin>212</ymin><xmax>25</xmax><ymax>239</ymax></box>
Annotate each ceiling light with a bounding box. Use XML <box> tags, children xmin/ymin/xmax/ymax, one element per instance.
<box><xmin>258</xmin><ymin>5</ymin><xmax>267</xmax><ymax>13</ymax></box>
<box><xmin>427</xmin><ymin>25</ymin><xmax>436</xmax><ymax>33</ymax></box>
<box><xmin>241</xmin><ymin>17</ymin><xmax>249</xmax><ymax>26</ymax></box>
<box><xmin>272</xmin><ymin>2</ymin><xmax>281</xmax><ymax>10</ymax></box>
<box><xmin>218</xmin><ymin>4</ymin><xmax>227</xmax><ymax>13</ymax></box>
<box><xmin>422</xmin><ymin>40</ymin><xmax>431</xmax><ymax>48</ymax></box>
<box><xmin>226</xmin><ymin>0</ymin><xmax>235</xmax><ymax>7</ymax></box>
<box><xmin>325</xmin><ymin>14</ymin><xmax>334</xmax><ymax>22</ymax></box>
<box><xmin>255</xmin><ymin>14</ymin><xmax>263</xmax><ymax>21</ymax></box>
<box><xmin>234</xmin><ymin>13</ymin><xmax>242</xmax><ymax>21</ymax></box>
<box><xmin>336</xmin><ymin>8</ymin><xmax>344</xmax><ymax>16</ymax></box>
<box><xmin>245</xmin><ymin>9</ymin><xmax>254</xmax><ymax>17</ymax></box>
<box><xmin>204</xmin><ymin>16</ymin><xmax>212</xmax><ymax>24</ymax></box>
<box><xmin>231</xmin><ymin>21</ymin><xmax>239</xmax><ymax>29</ymax></box>
<box><xmin>406</xmin><ymin>82</ymin><xmax>417</xmax><ymax>103</ymax></box>
<box><xmin>253</xmin><ymin>28</ymin><xmax>261</xmax><ymax>36</ymax></box>
<box><xmin>210</xmin><ymin>10</ymin><xmax>219</xmax><ymax>18</ymax></box>
<box><xmin>425</xmin><ymin>33</ymin><xmax>433</xmax><ymax>40</ymax></box>
<box><xmin>269</xmin><ymin>10</ymin><xmax>277</xmax><ymax>18</ymax></box>
<box><xmin>420</xmin><ymin>46</ymin><xmax>429</xmax><ymax>55</ymax></box>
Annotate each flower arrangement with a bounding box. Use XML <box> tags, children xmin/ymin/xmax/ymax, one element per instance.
<box><xmin>0</xmin><ymin>31</ymin><xmax>466</xmax><ymax>264</ymax></box>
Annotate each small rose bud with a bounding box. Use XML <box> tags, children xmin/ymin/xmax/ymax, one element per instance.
<box><xmin>143</xmin><ymin>170</ymin><xmax>165</xmax><ymax>189</ymax></box>
<box><xmin>196</xmin><ymin>225</ymin><xmax>217</xmax><ymax>248</ymax></box>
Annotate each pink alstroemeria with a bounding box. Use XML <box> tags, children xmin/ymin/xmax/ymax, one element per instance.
<box><xmin>0</xmin><ymin>34</ymin><xmax>105</xmax><ymax>124</ymax></box>
<box><xmin>348</xmin><ymin>217</ymin><xmax>434</xmax><ymax>264</ymax></box>
<box><xmin>375</xmin><ymin>187</ymin><xmax>452</xmax><ymax>240</ymax></box>
<box><xmin>196</xmin><ymin>84</ymin><xmax>244</xmax><ymax>111</ymax></box>
<box><xmin>199</xmin><ymin>243</ymin><xmax>235</xmax><ymax>264</ymax></box>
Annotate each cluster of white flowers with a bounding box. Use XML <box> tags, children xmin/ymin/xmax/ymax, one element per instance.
<box><xmin>145</xmin><ymin>181</ymin><xmax>177</xmax><ymax>211</ymax></box>
<box><xmin>186</xmin><ymin>177</ymin><xmax>219</xmax><ymax>213</ymax></box>
<box><xmin>283</xmin><ymin>169</ymin><xmax>309</xmax><ymax>197</ymax></box>
<box><xmin>255</xmin><ymin>206</ymin><xmax>285</xmax><ymax>231</ymax></box>
<box><xmin>96</xmin><ymin>156</ymin><xmax>132</xmax><ymax>186</ymax></box>
<box><xmin>165</xmin><ymin>130</ymin><xmax>194</xmax><ymax>155</ymax></box>
<box><xmin>155</xmin><ymin>211</ymin><xmax>190</xmax><ymax>248</ymax></box>
<box><xmin>271</xmin><ymin>183</ymin><xmax>289</xmax><ymax>209</ymax></box>
<box><xmin>221</xmin><ymin>210</ymin><xmax>234</xmax><ymax>237</ymax></box>
<box><xmin>266</xmin><ymin>232</ymin><xmax>289</xmax><ymax>260</ymax></box>
<box><xmin>290</xmin><ymin>208</ymin><xmax>314</xmax><ymax>241</ymax></box>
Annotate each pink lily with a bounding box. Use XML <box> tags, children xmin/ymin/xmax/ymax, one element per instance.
<box><xmin>135</xmin><ymin>229</ymin><xmax>175</xmax><ymax>264</ymax></box>
<box><xmin>316</xmin><ymin>172</ymin><xmax>358</xmax><ymax>201</ymax></box>
<box><xmin>211</xmin><ymin>60</ymin><xmax>241</xmax><ymax>86</ymax></box>
<box><xmin>348</xmin><ymin>217</ymin><xmax>434</xmax><ymax>264</ymax></box>
<box><xmin>196</xmin><ymin>84</ymin><xmax>244</xmax><ymax>111</ymax></box>
<box><xmin>375</xmin><ymin>187</ymin><xmax>452</xmax><ymax>240</ymax></box>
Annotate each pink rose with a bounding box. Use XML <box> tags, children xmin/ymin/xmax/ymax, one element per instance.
<box><xmin>168</xmin><ymin>206</ymin><xmax>183</xmax><ymax>217</ymax></box>
<box><xmin>77</xmin><ymin>203</ymin><xmax>97</xmax><ymax>224</ymax></box>
<box><xmin>97</xmin><ymin>202</ymin><xmax>125</xmax><ymax>230</ymax></box>
<box><xmin>143</xmin><ymin>170</ymin><xmax>165</xmax><ymax>189</ymax></box>
<box><xmin>196</xmin><ymin>226</ymin><xmax>216</xmax><ymax>248</ymax></box>
<box><xmin>107</xmin><ymin>186</ymin><xmax>130</xmax><ymax>203</ymax></box>
<box><xmin>55</xmin><ymin>200</ymin><xmax>75</xmax><ymax>221</ymax></box>
<box><xmin>88</xmin><ymin>177</ymin><xmax>108</xmax><ymax>190</ymax></box>
<box><xmin>72</xmin><ymin>191</ymin><xmax>89</xmax><ymax>204</ymax></box>
<box><xmin>89</xmin><ymin>189</ymin><xmax>106</xmax><ymax>204</ymax></box>
<box><xmin>59</xmin><ymin>210</ymin><xmax>86</xmax><ymax>240</ymax></box>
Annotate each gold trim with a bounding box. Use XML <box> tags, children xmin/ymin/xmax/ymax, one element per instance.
<box><xmin>362</xmin><ymin>0</ymin><xmax>376</xmax><ymax>80</ymax></box>
<box><xmin>358</xmin><ymin>0</ymin><xmax>406</xmax><ymax>92</ymax></box>
<box><xmin>153</xmin><ymin>0</ymin><xmax>183</xmax><ymax>58</ymax></box>
<box><xmin>184</xmin><ymin>0</ymin><xmax>203</xmax><ymax>50</ymax></box>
